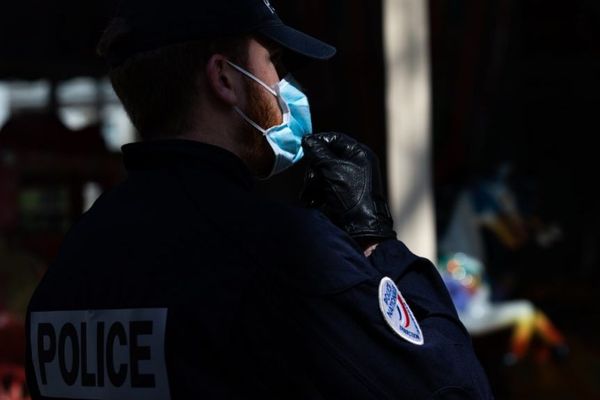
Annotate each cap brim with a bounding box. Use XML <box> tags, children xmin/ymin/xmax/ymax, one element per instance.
<box><xmin>258</xmin><ymin>24</ymin><xmax>336</xmax><ymax>61</ymax></box>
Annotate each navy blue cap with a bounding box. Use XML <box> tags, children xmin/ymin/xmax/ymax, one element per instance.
<box><xmin>105</xmin><ymin>0</ymin><xmax>336</xmax><ymax>67</ymax></box>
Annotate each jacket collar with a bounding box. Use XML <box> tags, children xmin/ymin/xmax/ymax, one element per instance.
<box><xmin>122</xmin><ymin>139</ymin><xmax>254</xmax><ymax>190</ymax></box>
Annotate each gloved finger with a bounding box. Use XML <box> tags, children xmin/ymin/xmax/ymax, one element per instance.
<box><xmin>321</xmin><ymin>132</ymin><xmax>364</xmax><ymax>159</ymax></box>
<box><xmin>304</xmin><ymin>132</ymin><xmax>366</xmax><ymax>161</ymax></box>
<box><xmin>360</xmin><ymin>143</ymin><xmax>380</xmax><ymax>168</ymax></box>
<box><xmin>301</xmin><ymin>133</ymin><xmax>339</xmax><ymax>162</ymax></box>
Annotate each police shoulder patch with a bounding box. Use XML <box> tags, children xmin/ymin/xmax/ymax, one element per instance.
<box><xmin>378</xmin><ymin>277</ymin><xmax>424</xmax><ymax>345</ymax></box>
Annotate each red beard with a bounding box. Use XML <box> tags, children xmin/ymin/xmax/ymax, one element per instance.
<box><xmin>239</xmin><ymin>78</ymin><xmax>280</xmax><ymax>177</ymax></box>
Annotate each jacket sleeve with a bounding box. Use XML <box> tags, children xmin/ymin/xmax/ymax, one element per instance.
<box><xmin>275</xmin><ymin>211</ymin><xmax>494</xmax><ymax>400</ymax></box>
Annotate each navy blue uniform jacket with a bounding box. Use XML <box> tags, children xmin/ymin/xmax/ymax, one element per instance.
<box><xmin>26</xmin><ymin>139</ymin><xmax>493</xmax><ymax>399</ymax></box>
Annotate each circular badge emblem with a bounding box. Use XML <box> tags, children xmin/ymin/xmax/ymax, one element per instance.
<box><xmin>378</xmin><ymin>277</ymin><xmax>424</xmax><ymax>345</ymax></box>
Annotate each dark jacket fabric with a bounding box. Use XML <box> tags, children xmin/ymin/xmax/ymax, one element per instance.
<box><xmin>26</xmin><ymin>139</ymin><xmax>494</xmax><ymax>399</ymax></box>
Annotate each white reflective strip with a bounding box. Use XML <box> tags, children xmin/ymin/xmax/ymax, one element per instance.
<box><xmin>226</xmin><ymin>60</ymin><xmax>278</xmax><ymax>97</ymax></box>
<box><xmin>30</xmin><ymin>309</ymin><xmax>170</xmax><ymax>400</ymax></box>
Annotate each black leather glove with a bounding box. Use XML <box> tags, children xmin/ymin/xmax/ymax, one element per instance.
<box><xmin>301</xmin><ymin>132</ymin><xmax>396</xmax><ymax>243</ymax></box>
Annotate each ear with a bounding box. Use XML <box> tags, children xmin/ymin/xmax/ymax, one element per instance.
<box><xmin>205</xmin><ymin>54</ymin><xmax>241</xmax><ymax>106</ymax></box>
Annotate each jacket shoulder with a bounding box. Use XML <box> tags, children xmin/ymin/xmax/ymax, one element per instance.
<box><xmin>252</xmin><ymin>205</ymin><xmax>375</xmax><ymax>295</ymax></box>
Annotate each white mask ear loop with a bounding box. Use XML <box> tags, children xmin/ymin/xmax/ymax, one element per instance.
<box><xmin>227</xmin><ymin>60</ymin><xmax>280</xmax><ymax>135</ymax></box>
<box><xmin>226</xmin><ymin>60</ymin><xmax>278</xmax><ymax>97</ymax></box>
<box><xmin>233</xmin><ymin>106</ymin><xmax>268</xmax><ymax>135</ymax></box>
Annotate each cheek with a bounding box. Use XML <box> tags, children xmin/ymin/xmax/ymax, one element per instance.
<box><xmin>258</xmin><ymin>62</ymin><xmax>281</xmax><ymax>86</ymax></box>
<box><xmin>245</xmin><ymin>80</ymin><xmax>281</xmax><ymax>128</ymax></box>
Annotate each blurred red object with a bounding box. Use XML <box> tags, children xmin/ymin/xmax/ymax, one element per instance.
<box><xmin>0</xmin><ymin>364</ymin><xmax>29</xmax><ymax>400</ymax></box>
<box><xmin>0</xmin><ymin>312</ymin><xmax>28</xmax><ymax>400</ymax></box>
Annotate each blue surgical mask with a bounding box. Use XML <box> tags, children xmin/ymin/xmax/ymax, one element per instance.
<box><xmin>226</xmin><ymin>60</ymin><xmax>313</xmax><ymax>178</ymax></box>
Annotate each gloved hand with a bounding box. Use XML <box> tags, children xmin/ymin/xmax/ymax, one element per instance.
<box><xmin>301</xmin><ymin>132</ymin><xmax>396</xmax><ymax>243</ymax></box>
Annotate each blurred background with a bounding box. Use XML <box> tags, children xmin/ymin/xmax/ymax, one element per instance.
<box><xmin>0</xmin><ymin>0</ymin><xmax>598</xmax><ymax>398</ymax></box>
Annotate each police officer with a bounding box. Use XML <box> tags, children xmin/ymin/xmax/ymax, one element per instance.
<box><xmin>26</xmin><ymin>0</ymin><xmax>494</xmax><ymax>399</ymax></box>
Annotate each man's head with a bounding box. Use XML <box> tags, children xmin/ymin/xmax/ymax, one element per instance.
<box><xmin>97</xmin><ymin>23</ymin><xmax>249</xmax><ymax>140</ymax></box>
<box><xmin>97</xmin><ymin>0</ymin><xmax>335</xmax><ymax>176</ymax></box>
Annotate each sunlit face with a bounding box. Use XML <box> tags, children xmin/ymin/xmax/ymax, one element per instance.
<box><xmin>237</xmin><ymin>38</ymin><xmax>285</xmax><ymax>177</ymax></box>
